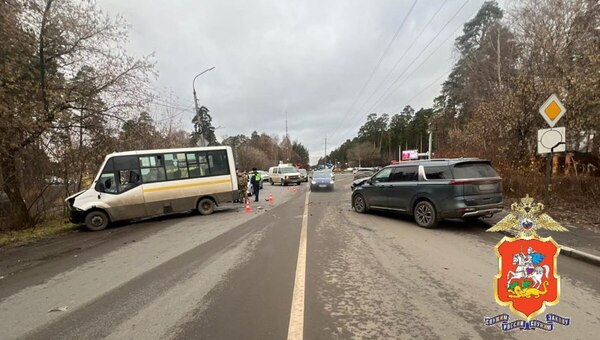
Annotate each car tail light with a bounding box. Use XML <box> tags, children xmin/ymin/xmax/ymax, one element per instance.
<box><xmin>449</xmin><ymin>178</ymin><xmax>501</xmax><ymax>185</ymax></box>
<box><xmin>450</xmin><ymin>180</ymin><xmax>476</xmax><ymax>185</ymax></box>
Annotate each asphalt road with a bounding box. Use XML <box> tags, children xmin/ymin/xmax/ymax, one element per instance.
<box><xmin>0</xmin><ymin>174</ymin><xmax>599</xmax><ymax>339</ymax></box>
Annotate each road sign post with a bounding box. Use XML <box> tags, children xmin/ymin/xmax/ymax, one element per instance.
<box><xmin>544</xmin><ymin>142</ymin><xmax>566</xmax><ymax>204</ymax></box>
<box><xmin>538</xmin><ymin>95</ymin><xmax>567</xmax><ymax>205</ymax></box>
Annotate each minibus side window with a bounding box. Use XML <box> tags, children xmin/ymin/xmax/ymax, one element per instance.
<box><xmin>98</xmin><ymin>173</ymin><xmax>118</xmax><ymax>194</ymax></box>
<box><xmin>97</xmin><ymin>158</ymin><xmax>118</xmax><ymax>194</ymax></box>
<box><xmin>197</xmin><ymin>152</ymin><xmax>210</xmax><ymax>177</ymax></box>
<box><xmin>207</xmin><ymin>150</ymin><xmax>229</xmax><ymax>176</ymax></box>
<box><xmin>187</xmin><ymin>153</ymin><xmax>200</xmax><ymax>177</ymax></box>
<box><xmin>96</xmin><ymin>157</ymin><xmax>140</xmax><ymax>194</ymax></box>
<box><xmin>113</xmin><ymin>156</ymin><xmax>141</xmax><ymax>192</ymax></box>
<box><xmin>139</xmin><ymin>155</ymin><xmax>166</xmax><ymax>183</ymax></box>
<box><xmin>165</xmin><ymin>153</ymin><xmax>189</xmax><ymax>180</ymax></box>
<box><xmin>119</xmin><ymin>170</ymin><xmax>141</xmax><ymax>192</ymax></box>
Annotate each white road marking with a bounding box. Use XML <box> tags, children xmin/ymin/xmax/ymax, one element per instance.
<box><xmin>287</xmin><ymin>190</ymin><xmax>310</xmax><ymax>340</ymax></box>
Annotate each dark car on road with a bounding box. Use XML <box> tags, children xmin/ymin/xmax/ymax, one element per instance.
<box><xmin>299</xmin><ymin>169</ymin><xmax>308</xmax><ymax>182</ymax></box>
<box><xmin>351</xmin><ymin>158</ymin><xmax>503</xmax><ymax>228</ymax></box>
<box><xmin>310</xmin><ymin>171</ymin><xmax>335</xmax><ymax>191</ymax></box>
<box><xmin>353</xmin><ymin>167</ymin><xmax>375</xmax><ymax>180</ymax></box>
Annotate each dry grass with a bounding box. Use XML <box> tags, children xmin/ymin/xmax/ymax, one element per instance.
<box><xmin>0</xmin><ymin>217</ymin><xmax>79</xmax><ymax>248</ymax></box>
<box><xmin>499</xmin><ymin>167</ymin><xmax>600</xmax><ymax>230</ymax></box>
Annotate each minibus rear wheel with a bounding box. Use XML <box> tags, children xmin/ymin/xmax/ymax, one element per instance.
<box><xmin>84</xmin><ymin>210</ymin><xmax>110</xmax><ymax>231</ymax></box>
<box><xmin>197</xmin><ymin>198</ymin><xmax>216</xmax><ymax>215</ymax></box>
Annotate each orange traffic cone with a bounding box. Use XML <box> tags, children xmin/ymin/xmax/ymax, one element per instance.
<box><xmin>293</xmin><ymin>187</ymin><xmax>297</xmax><ymax>193</ymax></box>
<box><xmin>268</xmin><ymin>193</ymin><xmax>273</xmax><ymax>205</ymax></box>
<box><xmin>245</xmin><ymin>199</ymin><xmax>251</xmax><ymax>213</ymax></box>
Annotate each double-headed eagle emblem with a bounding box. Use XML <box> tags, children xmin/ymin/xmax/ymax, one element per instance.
<box><xmin>486</xmin><ymin>195</ymin><xmax>568</xmax><ymax>237</ymax></box>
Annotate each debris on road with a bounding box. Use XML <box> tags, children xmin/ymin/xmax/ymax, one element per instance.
<box><xmin>48</xmin><ymin>306</ymin><xmax>69</xmax><ymax>313</ymax></box>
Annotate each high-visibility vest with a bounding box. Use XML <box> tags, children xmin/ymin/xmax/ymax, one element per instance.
<box><xmin>254</xmin><ymin>172</ymin><xmax>262</xmax><ymax>182</ymax></box>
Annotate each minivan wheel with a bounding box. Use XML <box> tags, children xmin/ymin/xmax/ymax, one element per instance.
<box><xmin>414</xmin><ymin>201</ymin><xmax>438</xmax><ymax>228</ymax></box>
<box><xmin>353</xmin><ymin>194</ymin><xmax>368</xmax><ymax>213</ymax></box>
<box><xmin>85</xmin><ymin>210</ymin><xmax>109</xmax><ymax>231</ymax></box>
<box><xmin>270</xmin><ymin>179</ymin><xmax>274</xmax><ymax>185</ymax></box>
<box><xmin>197</xmin><ymin>198</ymin><xmax>216</xmax><ymax>215</ymax></box>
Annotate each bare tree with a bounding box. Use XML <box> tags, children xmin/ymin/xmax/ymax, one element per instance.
<box><xmin>0</xmin><ymin>0</ymin><xmax>155</xmax><ymax>229</ymax></box>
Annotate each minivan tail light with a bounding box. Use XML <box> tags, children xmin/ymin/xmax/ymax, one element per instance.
<box><xmin>449</xmin><ymin>178</ymin><xmax>501</xmax><ymax>186</ymax></box>
<box><xmin>449</xmin><ymin>179</ymin><xmax>481</xmax><ymax>185</ymax></box>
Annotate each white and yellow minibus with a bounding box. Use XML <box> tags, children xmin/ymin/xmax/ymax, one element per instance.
<box><xmin>66</xmin><ymin>146</ymin><xmax>239</xmax><ymax>230</ymax></box>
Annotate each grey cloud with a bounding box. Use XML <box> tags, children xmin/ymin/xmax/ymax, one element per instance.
<box><xmin>99</xmin><ymin>0</ymin><xmax>491</xmax><ymax>164</ymax></box>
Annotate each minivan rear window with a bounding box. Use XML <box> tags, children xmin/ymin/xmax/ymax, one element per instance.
<box><xmin>452</xmin><ymin>162</ymin><xmax>498</xmax><ymax>179</ymax></box>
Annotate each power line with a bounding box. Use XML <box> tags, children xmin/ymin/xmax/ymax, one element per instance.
<box><xmin>150</xmin><ymin>101</ymin><xmax>195</xmax><ymax>113</ymax></box>
<box><xmin>149</xmin><ymin>92</ymin><xmax>194</xmax><ymax>108</ymax></box>
<box><xmin>395</xmin><ymin>71</ymin><xmax>450</xmax><ymax>112</ymax></box>
<box><xmin>361</xmin><ymin>0</ymin><xmax>470</xmax><ymax>116</ymax></box>
<box><xmin>140</xmin><ymin>82</ymin><xmax>197</xmax><ymax>111</ymax></box>
<box><xmin>381</xmin><ymin>16</ymin><xmax>472</xmax><ymax>112</ymax></box>
<box><xmin>329</xmin><ymin>0</ymin><xmax>466</xmax><ymax>146</ymax></box>
<box><xmin>340</xmin><ymin>0</ymin><xmax>449</xmax><ymax>134</ymax></box>
<box><xmin>329</xmin><ymin>0</ymin><xmax>472</xmax><ymax>147</ymax></box>
<box><xmin>328</xmin><ymin>0</ymin><xmax>419</xmax><ymax>140</ymax></box>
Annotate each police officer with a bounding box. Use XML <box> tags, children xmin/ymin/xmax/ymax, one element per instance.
<box><xmin>250</xmin><ymin>168</ymin><xmax>261</xmax><ymax>202</ymax></box>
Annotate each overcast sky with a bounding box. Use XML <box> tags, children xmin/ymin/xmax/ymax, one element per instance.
<box><xmin>98</xmin><ymin>0</ymin><xmax>506</xmax><ymax>164</ymax></box>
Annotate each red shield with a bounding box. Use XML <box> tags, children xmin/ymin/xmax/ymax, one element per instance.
<box><xmin>494</xmin><ymin>236</ymin><xmax>560</xmax><ymax>320</ymax></box>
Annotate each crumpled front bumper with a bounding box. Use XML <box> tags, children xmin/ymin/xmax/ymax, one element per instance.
<box><xmin>68</xmin><ymin>206</ymin><xmax>86</xmax><ymax>224</ymax></box>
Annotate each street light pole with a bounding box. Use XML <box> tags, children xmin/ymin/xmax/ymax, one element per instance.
<box><xmin>324</xmin><ymin>137</ymin><xmax>327</xmax><ymax>167</ymax></box>
<box><xmin>192</xmin><ymin>67</ymin><xmax>215</xmax><ymax>146</ymax></box>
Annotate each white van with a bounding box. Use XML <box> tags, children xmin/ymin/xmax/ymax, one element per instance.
<box><xmin>268</xmin><ymin>165</ymin><xmax>301</xmax><ymax>186</ymax></box>
<box><xmin>66</xmin><ymin>146</ymin><xmax>238</xmax><ymax>231</ymax></box>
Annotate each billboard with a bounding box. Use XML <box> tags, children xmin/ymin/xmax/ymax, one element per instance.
<box><xmin>401</xmin><ymin>150</ymin><xmax>419</xmax><ymax>161</ymax></box>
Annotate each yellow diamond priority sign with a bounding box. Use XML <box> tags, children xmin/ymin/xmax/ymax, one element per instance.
<box><xmin>539</xmin><ymin>94</ymin><xmax>566</xmax><ymax>128</ymax></box>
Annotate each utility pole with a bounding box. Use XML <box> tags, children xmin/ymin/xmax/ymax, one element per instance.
<box><xmin>398</xmin><ymin>132</ymin><xmax>402</xmax><ymax>161</ymax></box>
<box><xmin>285</xmin><ymin>112</ymin><xmax>288</xmax><ymax>139</ymax></box>
<box><xmin>399</xmin><ymin>145</ymin><xmax>402</xmax><ymax>162</ymax></box>
<box><xmin>285</xmin><ymin>112</ymin><xmax>290</xmax><ymax>161</ymax></box>
<box><xmin>497</xmin><ymin>30</ymin><xmax>502</xmax><ymax>87</ymax></box>
<box><xmin>428</xmin><ymin>129</ymin><xmax>433</xmax><ymax>159</ymax></box>
<box><xmin>192</xmin><ymin>67</ymin><xmax>215</xmax><ymax>146</ymax></box>
<box><xmin>324</xmin><ymin>137</ymin><xmax>327</xmax><ymax>167</ymax></box>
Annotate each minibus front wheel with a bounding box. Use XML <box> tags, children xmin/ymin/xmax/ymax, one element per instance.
<box><xmin>197</xmin><ymin>198</ymin><xmax>216</xmax><ymax>215</ymax></box>
<box><xmin>84</xmin><ymin>210</ymin><xmax>110</xmax><ymax>231</ymax></box>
